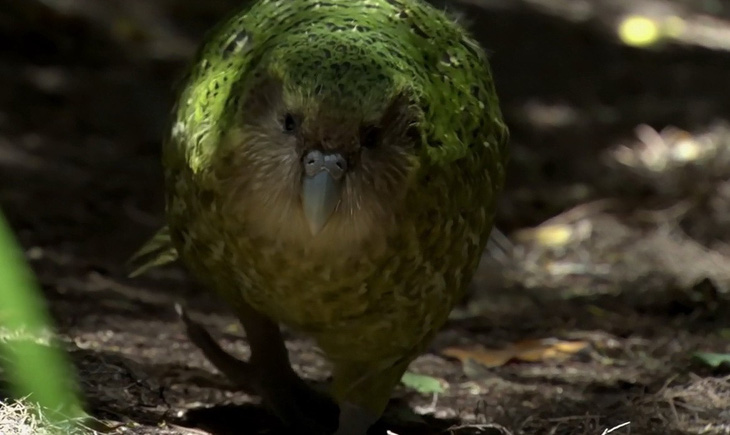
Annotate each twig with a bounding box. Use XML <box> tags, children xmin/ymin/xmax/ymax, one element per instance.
<box><xmin>601</xmin><ymin>421</ymin><xmax>630</xmax><ymax>435</ymax></box>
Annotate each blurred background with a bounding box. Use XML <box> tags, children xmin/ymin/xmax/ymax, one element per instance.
<box><xmin>1</xmin><ymin>0</ymin><xmax>729</xmax><ymax>434</ymax></box>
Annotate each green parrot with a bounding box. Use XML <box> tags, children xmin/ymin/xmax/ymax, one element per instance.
<box><xmin>130</xmin><ymin>0</ymin><xmax>508</xmax><ymax>433</ymax></box>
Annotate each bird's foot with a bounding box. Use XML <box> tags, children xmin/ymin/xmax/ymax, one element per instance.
<box><xmin>174</xmin><ymin>303</ymin><xmax>338</xmax><ymax>433</ymax></box>
<box><xmin>334</xmin><ymin>402</ymin><xmax>379</xmax><ymax>435</ymax></box>
<box><xmin>257</xmin><ymin>370</ymin><xmax>339</xmax><ymax>434</ymax></box>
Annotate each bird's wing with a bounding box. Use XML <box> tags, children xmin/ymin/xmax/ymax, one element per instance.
<box><xmin>127</xmin><ymin>226</ymin><xmax>179</xmax><ymax>278</ymax></box>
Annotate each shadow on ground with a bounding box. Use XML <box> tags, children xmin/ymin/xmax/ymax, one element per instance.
<box><xmin>1</xmin><ymin>0</ymin><xmax>730</xmax><ymax>434</ymax></box>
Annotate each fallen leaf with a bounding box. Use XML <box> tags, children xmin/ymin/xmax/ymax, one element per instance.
<box><xmin>442</xmin><ymin>347</ymin><xmax>513</xmax><ymax>368</ymax></box>
<box><xmin>513</xmin><ymin>221</ymin><xmax>592</xmax><ymax>248</ymax></box>
<box><xmin>442</xmin><ymin>338</ymin><xmax>590</xmax><ymax>368</ymax></box>
<box><xmin>693</xmin><ymin>352</ymin><xmax>730</xmax><ymax>369</ymax></box>
<box><xmin>514</xmin><ymin>224</ymin><xmax>574</xmax><ymax>247</ymax></box>
<box><xmin>400</xmin><ymin>371</ymin><xmax>447</xmax><ymax>394</ymax></box>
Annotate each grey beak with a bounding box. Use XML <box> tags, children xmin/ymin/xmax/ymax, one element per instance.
<box><xmin>301</xmin><ymin>150</ymin><xmax>347</xmax><ymax>235</ymax></box>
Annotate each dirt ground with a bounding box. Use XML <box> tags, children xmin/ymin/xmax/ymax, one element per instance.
<box><xmin>2</xmin><ymin>0</ymin><xmax>730</xmax><ymax>434</ymax></box>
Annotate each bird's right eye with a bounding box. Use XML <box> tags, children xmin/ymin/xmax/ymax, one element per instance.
<box><xmin>283</xmin><ymin>113</ymin><xmax>297</xmax><ymax>134</ymax></box>
<box><xmin>361</xmin><ymin>125</ymin><xmax>381</xmax><ymax>149</ymax></box>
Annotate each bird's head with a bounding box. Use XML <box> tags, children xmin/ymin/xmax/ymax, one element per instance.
<box><xmin>217</xmin><ymin>42</ymin><xmax>424</xmax><ymax>250</ymax></box>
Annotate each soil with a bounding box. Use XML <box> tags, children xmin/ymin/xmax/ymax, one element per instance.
<box><xmin>1</xmin><ymin>0</ymin><xmax>730</xmax><ymax>434</ymax></box>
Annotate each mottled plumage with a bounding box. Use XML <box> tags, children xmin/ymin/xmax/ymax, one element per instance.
<box><xmin>131</xmin><ymin>0</ymin><xmax>508</xmax><ymax>433</ymax></box>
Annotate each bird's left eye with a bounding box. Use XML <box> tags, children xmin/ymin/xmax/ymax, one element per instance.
<box><xmin>282</xmin><ymin>113</ymin><xmax>297</xmax><ymax>134</ymax></box>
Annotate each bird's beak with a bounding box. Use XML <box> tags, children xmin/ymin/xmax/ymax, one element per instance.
<box><xmin>301</xmin><ymin>150</ymin><xmax>347</xmax><ymax>235</ymax></box>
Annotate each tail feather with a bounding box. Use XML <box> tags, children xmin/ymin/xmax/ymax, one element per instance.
<box><xmin>127</xmin><ymin>226</ymin><xmax>179</xmax><ymax>278</ymax></box>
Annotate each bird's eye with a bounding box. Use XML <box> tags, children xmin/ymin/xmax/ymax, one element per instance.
<box><xmin>361</xmin><ymin>125</ymin><xmax>381</xmax><ymax>149</ymax></box>
<box><xmin>283</xmin><ymin>113</ymin><xmax>297</xmax><ymax>134</ymax></box>
<box><xmin>406</xmin><ymin>124</ymin><xmax>421</xmax><ymax>144</ymax></box>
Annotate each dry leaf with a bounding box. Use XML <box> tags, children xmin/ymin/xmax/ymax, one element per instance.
<box><xmin>513</xmin><ymin>221</ymin><xmax>592</xmax><ymax>248</ymax></box>
<box><xmin>442</xmin><ymin>338</ymin><xmax>590</xmax><ymax>368</ymax></box>
<box><xmin>442</xmin><ymin>347</ymin><xmax>514</xmax><ymax>368</ymax></box>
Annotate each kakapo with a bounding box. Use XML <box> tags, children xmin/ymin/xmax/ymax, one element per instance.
<box><xmin>130</xmin><ymin>0</ymin><xmax>508</xmax><ymax>433</ymax></box>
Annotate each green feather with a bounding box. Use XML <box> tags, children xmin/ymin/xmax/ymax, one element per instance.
<box><xmin>127</xmin><ymin>226</ymin><xmax>178</xmax><ymax>278</ymax></box>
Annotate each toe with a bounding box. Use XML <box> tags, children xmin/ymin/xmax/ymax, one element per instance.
<box><xmin>257</xmin><ymin>375</ymin><xmax>338</xmax><ymax>433</ymax></box>
<box><xmin>334</xmin><ymin>402</ymin><xmax>379</xmax><ymax>435</ymax></box>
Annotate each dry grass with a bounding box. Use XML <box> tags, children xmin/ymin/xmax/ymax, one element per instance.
<box><xmin>0</xmin><ymin>399</ymin><xmax>95</xmax><ymax>435</ymax></box>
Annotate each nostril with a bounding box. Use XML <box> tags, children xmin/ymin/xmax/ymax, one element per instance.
<box><xmin>333</xmin><ymin>157</ymin><xmax>347</xmax><ymax>174</ymax></box>
<box><xmin>321</xmin><ymin>153</ymin><xmax>348</xmax><ymax>179</ymax></box>
<box><xmin>303</xmin><ymin>150</ymin><xmax>325</xmax><ymax>176</ymax></box>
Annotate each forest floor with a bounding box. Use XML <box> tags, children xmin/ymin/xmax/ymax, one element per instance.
<box><xmin>1</xmin><ymin>0</ymin><xmax>730</xmax><ymax>434</ymax></box>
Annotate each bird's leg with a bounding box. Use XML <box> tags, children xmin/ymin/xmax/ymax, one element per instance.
<box><xmin>176</xmin><ymin>303</ymin><xmax>338</xmax><ymax>433</ymax></box>
<box><xmin>175</xmin><ymin>303</ymin><xmax>256</xmax><ymax>390</ymax></box>
<box><xmin>234</xmin><ymin>300</ymin><xmax>339</xmax><ymax>431</ymax></box>
<box><xmin>330</xmin><ymin>359</ymin><xmax>412</xmax><ymax>435</ymax></box>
